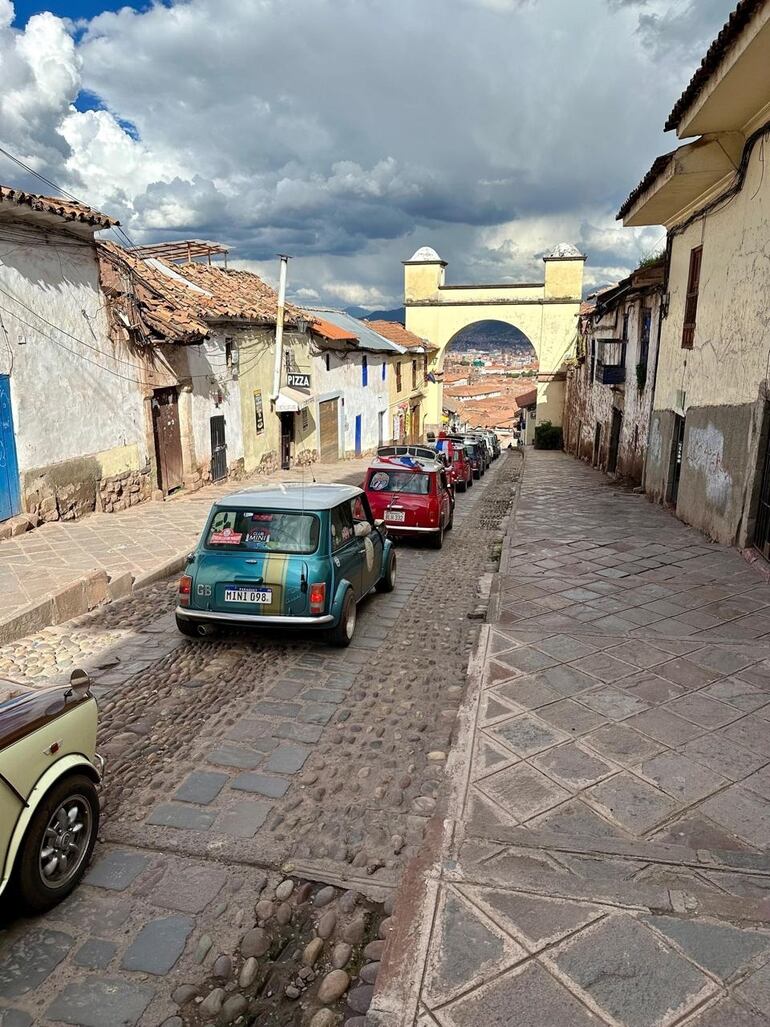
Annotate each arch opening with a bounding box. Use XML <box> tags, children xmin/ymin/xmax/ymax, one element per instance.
<box><xmin>441</xmin><ymin>320</ymin><xmax>538</xmax><ymax>439</ymax></box>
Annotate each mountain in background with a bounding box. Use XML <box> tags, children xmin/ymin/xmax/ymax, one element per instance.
<box><xmin>445</xmin><ymin>320</ymin><xmax>536</xmax><ymax>354</ymax></box>
<box><xmin>345</xmin><ymin>306</ymin><xmax>404</xmax><ymax>322</ymax></box>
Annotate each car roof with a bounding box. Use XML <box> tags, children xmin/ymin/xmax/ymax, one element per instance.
<box><xmin>215</xmin><ymin>483</ymin><xmax>363</xmax><ymax>511</ymax></box>
<box><xmin>367</xmin><ymin>456</ymin><xmax>442</xmax><ymax>473</ymax></box>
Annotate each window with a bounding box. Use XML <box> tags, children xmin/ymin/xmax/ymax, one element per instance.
<box><xmin>423</xmin><ymin>355</ymin><xmax>428</xmax><ymax>378</ymax></box>
<box><xmin>205</xmin><ymin>509</ymin><xmax>320</xmax><ymax>554</ymax></box>
<box><xmin>590</xmin><ymin>339</ymin><xmax>596</xmax><ymax>381</ymax></box>
<box><xmin>350</xmin><ymin>495</ymin><xmax>370</xmax><ymax>523</ymax></box>
<box><xmin>331</xmin><ymin>503</ymin><xmax>354</xmax><ymax>551</ymax></box>
<box><xmin>396</xmin><ymin>362</ymin><xmax>402</xmax><ymax>391</ymax></box>
<box><xmin>381</xmin><ymin>361</ymin><xmax>386</xmax><ymax>381</ymax></box>
<box><xmin>639</xmin><ymin>307</ymin><xmax>652</xmax><ymax>371</ymax></box>
<box><xmin>367</xmin><ymin>469</ymin><xmax>430</xmax><ymax>495</ymax></box>
<box><xmin>325</xmin><ymin>353</ymin><xmax>330</xmax><ymax>371</ymax></box>
<box><xmin>362</xmin><ymin>354</ymin><xmax>368</xmax><ymax>387</ymax></box>
<box><xmin>285</xmin><ymin>349</ymin><xmax>297</xmax><ymax>373</ymax></box>
<box><xmin>412</xmin><ymin>359</ymin><xmax>417</xmax><ymax>389</ymax></box>
<box><xmin>682</xmin><ymin>245</ymin><xmax>702</xmax><ymax>349</ymax></box>
<box><xmin>225</xmin><ymin>338</ymin><xmax>234</xmax><ymax>370</ymax></box>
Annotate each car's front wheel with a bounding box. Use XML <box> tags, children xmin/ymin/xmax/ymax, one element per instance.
<box><xmin>327</xmin><ymin>589</ymin><xmax>357</xmax><ymax>647</ymax></box>
<box><xmin>16</xmin><ymin>773</ymin><xmax>99</xmax><ymax>912</ymax></box>
<box><xmin>456</xmin><ymin>479</ymin><xmax>467</xmax><ymax>493</ymax></box>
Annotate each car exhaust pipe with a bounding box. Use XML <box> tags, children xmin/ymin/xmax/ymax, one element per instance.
<box><xmin>196</xmin><ymin>624</ymin><xmax>213</xmax><ymax>637</ymax></box>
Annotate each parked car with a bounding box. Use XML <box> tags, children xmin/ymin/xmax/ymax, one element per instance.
<box><xmin>364</xmin><ymin>455</ymin><xmax>454</xmax><ymax>549</ymax></box>
<box><xmin>446</xmin><ymin>435</ymin><xmax>486</xmax><ymax>479</ymax></box>
<box><xmin>475</xmin><ymin>429</ymin><xmax>501</xmax><ymax>459</ymax></box>
<box><xmin>377</xmin><ymin>443</ymin><xmax>458</xmax><ymax>487</ymax></box>
<box><xmin>434</xmin><ymin>437</ymin><xmax>472</xmax><ymax>492</ymax></box>
<box><xmin>176</xmin><ymin>484</ymin><xmax>396</xmax><ymax>647</ymax></box>
<box><xmin>0</xmin><ymin>670</ymin><xmax>102</xmax><ymax>912</ymax></box>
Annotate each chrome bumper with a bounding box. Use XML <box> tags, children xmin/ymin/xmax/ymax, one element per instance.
<box><xmin>93</xmin><ymin>752</ymin><xmax>105</xmax><ymax>781</ymax></box>
<box><xmin>384</xmin><ymin>524</ymin><xmax>441</xmax><ymax>533</ymax></box>
<box><xmin>175</xmin><ymin>606</ymin><xmax>334</xmax><ymax>626</ymax></box>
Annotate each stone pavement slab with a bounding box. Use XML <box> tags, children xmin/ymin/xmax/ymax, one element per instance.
<box><xmin>369</xmin><ymin>451</ymin><xmax>770</xmax><ymax>1027</ymax></box>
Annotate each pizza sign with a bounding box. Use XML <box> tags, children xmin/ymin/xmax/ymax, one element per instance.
<box><xmin>287</xmin><ymin>372</ymin><xmax>311</xmax><ymax>389</ymax></box>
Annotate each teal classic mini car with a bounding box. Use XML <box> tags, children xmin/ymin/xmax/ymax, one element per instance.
<box><xmin>176</xmin><ymin>483</ymin><xmax>397</xmax><ymax>646</ymax></box>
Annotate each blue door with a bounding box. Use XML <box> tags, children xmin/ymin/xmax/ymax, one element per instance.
<box><xmin>354</xmin><ymin>414</ymin><xmax>362</xmax><ymax>457</ymax></box>
<box><xmin>0</xmin><ymin>376</ymin><xmax>21</xmax><ymax>522</ymax></box>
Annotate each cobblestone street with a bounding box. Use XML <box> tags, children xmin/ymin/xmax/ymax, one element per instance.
<box><xmin>371</xmin><ymin>450</ymin><xmax>770</xmax><ymax>1027</ymax></box>
<box><xmin>0</xmin><ymin>453</ymin><xmax>519</xmax><ymax>1026</ymax></box>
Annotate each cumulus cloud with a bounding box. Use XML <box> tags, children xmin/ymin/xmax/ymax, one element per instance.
<box><xmin>0</xmin><ymin>0</ymin><xmax>737</xmax><ymax>306</ymax></box>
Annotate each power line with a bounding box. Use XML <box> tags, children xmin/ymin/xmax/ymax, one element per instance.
<box><xmin>0</xmin><ymin>142</ymin><xmax>137</xmax><ymax>250</ymax></box>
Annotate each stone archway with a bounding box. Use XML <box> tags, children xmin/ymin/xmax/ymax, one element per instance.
<box><xmin>403</xmin><ymin>244</ymin><xmax>585</xmax><ymax>432</ymax></box>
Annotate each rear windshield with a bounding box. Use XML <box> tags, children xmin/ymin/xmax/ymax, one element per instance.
<box><xmin>204</xmin><ymin>508</ymin><xmax>320</xmax><ymax>554</ymax></box>
<box><xmin>367</xmin><ymin>470</ymin><xmax>431</xmax><ymax>495</ymax></box>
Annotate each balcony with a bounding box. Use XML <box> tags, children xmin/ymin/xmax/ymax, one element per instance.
<box><xmin>595</xmin><ymin>338</ymin><xmax>626</xmax><ymax>387</ymax></box>
<box><xmin>596</xmin><ymin>360</ymin><xmax>626</xmax><ymax>385</ymax></box>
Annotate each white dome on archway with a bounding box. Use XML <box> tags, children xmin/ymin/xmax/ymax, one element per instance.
<box><xmin>546</xmin><ymin>242</ymin><xmax>584</xmax><ymax>259</ymax></box>
<box><xmin>409</xmin><ymin>245</ymin><xmax>443</xmax><ymax>262</ymax></box>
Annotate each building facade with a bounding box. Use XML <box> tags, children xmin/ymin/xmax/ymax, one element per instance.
<box><xmin>619</xmin><ymin>0</ymin><xmax>770</xmax><ymax>547</ymax></box>
<box><xmin>564</xmin><ymin>261</ymin><xmax>665</xmax><ymax>485</ymax></box>
<box><xmin>0</xmin><ymin>189</ymin><xmax>151</xmax><ymax>526</ymax></box>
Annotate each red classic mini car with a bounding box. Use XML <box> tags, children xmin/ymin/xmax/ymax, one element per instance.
<box><xmin>364</xmin><ymin>456</ymin><xmax>454</xmax><ymax>549</ymax></box>
<box><xmin>434</xmin><ymin>437</ymin><xmax>473</xmax><ymax>492</ymax></box>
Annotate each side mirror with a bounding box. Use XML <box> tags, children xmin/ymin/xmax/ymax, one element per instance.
<box><xmin>354</xmin><ymin>521</ymin><xmax>372</xmax><ymax>538</ymax></box>
<box><xmin>66</xmin><ymin>668</ymin><xmax>92</xmax><ymax>702</ymax></box>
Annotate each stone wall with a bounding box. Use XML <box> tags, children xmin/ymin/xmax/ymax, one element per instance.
<box><xmin>99</xmin><ymin>467</ymin><xmax>153</xmax><ymax>513</ymax></box>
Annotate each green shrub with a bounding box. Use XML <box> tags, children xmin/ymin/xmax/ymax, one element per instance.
<box><xmin>534</xmin><ymin>421</ymin><xmax>563</xmax><ymax>450</ymax></box>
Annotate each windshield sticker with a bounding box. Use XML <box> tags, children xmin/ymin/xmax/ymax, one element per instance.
<box><xmin>370</xmin><ymin>472</ymin><xmax>390</xmax><ymax>491</ymax></box>
<box><xmin>210</xmin><ymin>528</ymin><xmax>242</xmax><ymax>544</ymax></box>
<box><xmin>246</xmin><ymin>530</ymin><xmax>271</xmax><ymax>544</ymax></box>
<box><xmin>251</xmin><ymin>513</ymin><xmax>273</xmax><ymax>522</ymax></box>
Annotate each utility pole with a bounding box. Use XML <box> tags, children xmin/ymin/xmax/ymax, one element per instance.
<box><xmin>271</xmin><ymin>255</ymin><xmax>290</xmax><ymax>401</ymax></box>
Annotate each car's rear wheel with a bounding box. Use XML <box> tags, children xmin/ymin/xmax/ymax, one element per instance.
<box><xmin>16</xmin><ymin>773</ymin><xmax>99</xmax><ymax>912</ymax></box>
<box><xmin>456</xmin><ymin>479</ymin><xmax>467</xmax><ymax>493</ymax></box>
<box><xmin>376</xmin><ymin>550</ymin><xmax>397</xmax><ymax>592</ymax></box>
<box><xmin>446</xmin><ymin>507</ymin><xmax>454</xmax><ymax>531</ymax></box>
<box><xmin>430</xmin><ymin>522</ymin><xmax>445</xmax><ymax>549</ymax></box>
<box><xmin>176</xmin><ymin>613</ymin><xmax>201</xmax><ymax>638</ymax></box>
<box><xmin>327</xmin><ymin>589</ymin><xmax>357</xmax><ymax>647</ymax></box>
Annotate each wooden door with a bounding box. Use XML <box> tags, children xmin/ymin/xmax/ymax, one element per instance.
<box><xmin>152</xmin><ymin>387</ymin><xmax>183</xmax><ymax>495</ymax></box>
<box><xmin>0</xmin><ymin>375</ymin><xmax>21</xmax><ymax>522</ymax></box>
<box><xmin>608</xmin><ymin>409</ymin><xmax>622</xmax><ymax>474</ymax></box>
<box><xmin>319</xmin><ymin>399</ymin><xmax>339</xmax><ymax>462</ymax></box>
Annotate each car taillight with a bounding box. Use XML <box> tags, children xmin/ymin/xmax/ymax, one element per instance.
<box><xmin>309</xmin><ymin>582</ymin><xmax>326</xmax><ymax>615</ymax></box>
<box><xmin>178</xmin><ymin>575</ymin><xmax>192</xmax><ymax>608</ymax></box>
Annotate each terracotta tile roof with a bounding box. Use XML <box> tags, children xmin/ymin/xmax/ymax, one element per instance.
<box><xmin>617</xmin><ymin>151</ymin><xmax>675</xmax><ymax>221</ymax></box>
<box><xmin>98</xmin><ymin>242</ymin><xmax>303</xmax><ymax>344</ymax></box>
<box><xmin>0</xmin><ymin>185</ymin><xmax>117</xmax><ymax>229</ymax></box>
<box><xmin>515</xmin><ymin>387</ymin><xmax>538</xmax><ymax>409</ymax></box>
<box><xmin>458</xmin><ymin>398</ymin><xmax>519</xmax><ymax>428</ymax></box>
<box><xmin>311</xmin><ymin>317</ymin><xmax>358</xmax><ymax>342</ymax></box>
<box><xmin>364</xmin><ymin>320</ymin><xmax>437</xmax><ymax>351</ymax></box>
<box><xmin>665</xmin><ymin>0</ymin><xmax>766</xmax><ymax>132</ymax></box>
<box><xmin>445</xmin><ymin>382</ymin><xmax>504</xmax><ymax>398</ymax></box>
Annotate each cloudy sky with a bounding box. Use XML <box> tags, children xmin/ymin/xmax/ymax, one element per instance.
<box><xmin>1</xmin><ymin>0</ymin><xmax>736</xmax><ymax>308</ymax></box>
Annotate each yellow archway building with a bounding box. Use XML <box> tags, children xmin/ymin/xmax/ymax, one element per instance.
<box><xmin>403</xmin><ymin>244</ymin><xmax>586</xmax><ymax>433</ymax></box>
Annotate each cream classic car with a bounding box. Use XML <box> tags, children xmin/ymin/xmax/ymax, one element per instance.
<box><xmin>0</xmin><ymin>670</ymin><xmax>102</xmax><ymax>911</ymax></box>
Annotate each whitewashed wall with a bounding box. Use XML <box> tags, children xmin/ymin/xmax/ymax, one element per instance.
<box><xmin>0</xmin><ymin>220</ymin><xmax>147</xmax><ymax>477</ymax></box>
<box><xmin>185</xmin><ymin>330</ymin><xmax>244</xmax><ymax>472</ymax></box>
<box><xmin>312</xmin><ymin>348</ymin><xmax>390</xmax><ymax>454</ymax></box>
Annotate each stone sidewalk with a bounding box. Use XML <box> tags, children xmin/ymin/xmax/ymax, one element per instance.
<box><xmin>371</xmin><ymin>450</ymin><xmax>770</xmax><ymax>1027</ymax></box>
<box><xmin>0</xmin><ymin>458</ymin><xmax>372</xmax><ymax>646</ymax></box>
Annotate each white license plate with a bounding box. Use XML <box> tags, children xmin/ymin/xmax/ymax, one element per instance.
<box><xmin>224</xmin><ymin>587</ymin><xmax>273</xmax><ymax>604</ymax></box>
<box><xmin>386</xmin><ymin>510</ymin><xmax>406</xmax><ymax>522</ymax></box>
